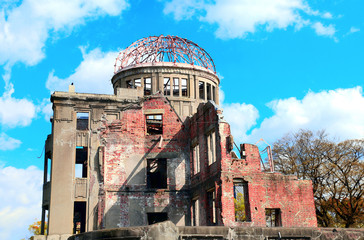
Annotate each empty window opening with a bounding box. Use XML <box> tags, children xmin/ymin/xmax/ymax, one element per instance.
<box><xmin>134</xmin><ymin>78</ymin><xmax>141</xmax><ymax>87</ymax></box>
<box><xmin>146</xmin><ymin>114</ymin><xmax>163</xmax><ymax>135</ymax></box>
<box><xmin>126</xmin><ymin>80</ymin><xmax>133</xmax><ymax>88</ymax></box>
<box><xmin>212</xmin><ymin>86</ymin><xmax>216</xmax><ymax>102</ymax></box>
<box><xmin>144</xmin><ymin>77</ymin><xmax>152</xmax><ymax>95</ymax></box>
<box><xmin>147</xmin><ymin>212</ymin><xmax>168</xmax><ymax>225</ymax></box>
<box><xmin>199</xmin><ymin>81</ymin><xmax>205</xmax><ymax>100</ymax></box>
<box><xmin>46</xmin><ymin>158</ymin><xmax>51</xmax><ymax>182</ymax></box>
<box><xmin>76</xmin><ymin>112</ymin><xmax>89</xmax><ymax>130</ymax></box>
<box><xmin>173</xmin><ymin>78</ymin><xmax>179</xmax><ymax>96</ymax></box>
<box><xmin>181</xmin><ymin>78</ymin><xmax>188</xmax><ymax>97</ymax></box>
<box><xmin>207</xmin><ymin>189</ymin><xmax>216</xmax><ymax>225</ymax></box>
<box><xmin>265</xmin><ymin>208</ymin><xmax>282</xmax><ymax>227</ymax></box>
<box><xmin>207</xmin><ymin>83</ymin><xmax>211</xmax><ymax>100</ymax></box>
<box><xmin>73</xmin><ymin>201</ymin><xmax>86</xmax><ymax>234</ymax></box>
<box><xmin>234</xmin><ymin>179</ymin><xmax>250</xmax><ymax>222</ymax></box>
<box><xmin>192</xmin><ymin>198</ymin><xmax>200</xmax><ymax>226</ymax></box>
<box><xmin>147</xmin><ymin>158</ymin><xmax>167</xmax><ymax>189</ymax></box>
<box><xmin>192</xmin><ymin>144</ymin><xmax>200</xmax><ymax>174</ymax></box>
<box><xmin>75</xmin><ymin>147</ymin><xmax>87</xmax><ymax>178</ymax></box>
<box><xmin>207</xmin><ymin>131</ymin><xmax>216</xmax><ymax>165</ymax></box>
<box><xmin>164</xmin><ymin>77</ymin><xmax>170</xmax><ymax>96</ymax></box>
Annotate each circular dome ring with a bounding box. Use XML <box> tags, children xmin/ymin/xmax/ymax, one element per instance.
<box><xmin>114</xmin><ymin>35</ymin><xmax>216</xmax><ymax>73</ymax></box>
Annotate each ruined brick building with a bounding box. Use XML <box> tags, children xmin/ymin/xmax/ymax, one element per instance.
<box><xmin>40</xmin><ymin>35</ymin><xmax>317</xmax><ymax>237</ymax></box>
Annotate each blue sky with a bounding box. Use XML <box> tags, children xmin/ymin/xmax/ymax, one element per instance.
<box><xmin>0</xmin><ymin>0</ymin><xmax>363</xmax><ymax>239</ymax></box>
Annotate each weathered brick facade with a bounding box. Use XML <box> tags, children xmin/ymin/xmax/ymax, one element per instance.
<box><xmin>41</xmin><ymin>36</ymin><xmax>317</xmax><ymax>239</ymax></box>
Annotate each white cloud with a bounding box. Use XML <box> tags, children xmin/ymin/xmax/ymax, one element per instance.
<box><xmin>221</xmin><ymin>87</ymin><xmax>364</xmax><ymax>145</ymax></box>
<box><xmin>0</xmin><ymin>83</ymin><xmax>36</xmax><ymax>128</ymax></box>
<box><xmin>0</xmin><ymin>132</ymin><xmax>21</xmax><ymax>150</ymax></box>
<box><xmin>38</xmin><ymin>98</ymin><xmax>53</xmax><ymax>122</ymax></box>
<box><xmin>0</xmin><ymin>0</ymin><xmax>129</xmax><ymax>66</ymax></box>
<box><xmin>46</xmin><ymin>47</ymin><xmax>118</xmax><ymax>94</ymax></box>
<box><xmin>312</xmin><ymin>22</ymin><xmax>336</xmax><ymax>37</ymax></box>
<box><xmin>322</xmin><ymin>12</ymin><xmax>333</xmax><ymax>19</ymax></box>
<box><xmin>163</xmin><ymin>0</ymin><xmax>335</xmax><ymax>39</ymax></box>
<box><xmin>248</xmin><ymin>87</ymin><xmax>364</xmax><ymax>143</ymax></box>
<box><xmin>345</xmin><ymin>26</ymin><xmax>360</xmax><ymax>36</ymax></box>
<box><xmin>0</xmin><ymin>165</ymin><xmax>43</xmax><ymax>240</ymax></box>
<box><xmin>220</xmin><ymin>89</ymin><xmax>259</xmax><ymax>143</ymax></box>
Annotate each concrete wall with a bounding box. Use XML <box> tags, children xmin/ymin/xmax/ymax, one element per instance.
<box><xmin>64</xmin><ymin>221</ymin><xmax>364</xmax><ymax>240</ymax></box>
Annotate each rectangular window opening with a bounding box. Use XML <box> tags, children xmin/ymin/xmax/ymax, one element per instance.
<box><xmin>192</xmin><ymin>198</ymin><xmax>200</xmax><ymax>226</ymax></box>
<box><xmin>212</xmin><ymin>86</ymin><xmax>216</xmax><ymax>102</ymax></box>
<box><xmin>265</xmin><ymin>208</ymin><xmax>282</xmax><ymax>227</ymax></box>
<box><xmin>181</xmin><ymin>78</ymin><xmax>188</xmax><ymax>97</ymax></box>
<box><xmin>146</xmin><ymin>114</ymin><xmax>163</xmax><ymax>135</ymax></box>
<box><xmin>147</xmin><ymin>158</ymin><xmax>167</xmax><ymax>189</ymax></box>
<box><xmin>173</xmin><ymin>78</ymin><xmax>179</xmax><ymax>96</ymax></box>
<box><xmin>164</xmin><ymin>77</ymin><xmax>170</xmax><ymax>96</ymax></box>
<box><xmin>147</xmin><ymin>212</ymin><xmax>168</xmax><ymax>225</ymax></box>
<box><xmin>207</xmin><ymin>83</ymin><xmax>211</xmax><ymax>100</ymax></box>
<box><xmin>76</xmin><ymin>112</ymin><xmax>89</xmax><ymax>130</ymax></box>
<box><xmin>47</xmin><ymin>158</ymin><xmax>51</xmax><ymax>182</ymax></box>
<box><xmin>193</xmin><ymin>144</ymin><xmax>200</xmax><ymax>174</ymax></box>
<box><xmin>199</xmin><ymin>81</ymin><xmax>205</xmax><ymax>100</ymax></box>
<box><xmin>144</xmin><ymin>77</ymin><xmax>152</xmax><ymax>95</ymax></box>
<box><xmin>234</xmin><ymin>179</ymin><xmax>250</xmax><ymax>222</ymax></box>
<box><xmin>134</xmin><ymin>78</ymin><xmax>141</xmax><ymax>87</ymax></box>
<box><xmin>75</xmin><ymin>147</ymin><xmax>88</xmax><ymax>178</ymax></box>
<box><xmin>207</xmin><ymin>189</ymin><xmax>216</xmax><ymax>225</ymax></box>
<box><xmin>207</xmin><ymin>131</ymin><xmax>216</xmax><ymax>165</ymax></box>
<box><xmin>73</xmin><ymin>201</ymin><xmax>86</xmax><ymax>234</ymax></box>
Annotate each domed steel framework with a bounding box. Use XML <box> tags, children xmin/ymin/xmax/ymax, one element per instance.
<box><xmin>114</xmin><ymin>35</ymin><xmax>216</xmax><ymax>73</ymax></box>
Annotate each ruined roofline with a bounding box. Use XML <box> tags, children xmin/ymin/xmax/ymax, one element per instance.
<box><xmin>50</xmin><ymin>91</ymin><xmax>139</xmax><ymax>103</ymax></box>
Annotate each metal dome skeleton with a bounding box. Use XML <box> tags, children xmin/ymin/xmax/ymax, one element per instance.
<box><xmin>114</xmin><ymin>35</ymin><xmax>216</xmax><ymax>73</ymax></box>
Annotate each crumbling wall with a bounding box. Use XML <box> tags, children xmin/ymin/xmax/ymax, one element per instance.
<box><xmin>97</xmin><ymin>95</ymin><xmax>190</xmax><ymax>228</ymax></box>
<box><xmin>188</xmin><ymin>101</ymin><xmax>317</xmax><ymax>228</ymax></box>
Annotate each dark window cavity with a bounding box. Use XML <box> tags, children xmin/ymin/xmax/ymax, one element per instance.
<box><xmin>147</xmin><ymin>212</ymin><xmax>168</xmax><ymax>225</ymax></box>
<box><xmin>265</xmin><ymin>208</ymin><xmax>282</xmax><ymax>227</ymax></box>
<box><xmin>73</xmin><ymin>201</ymin><xmax>86</xmax><ymax>234</ymax></box>
<box><xmin>207</xmin><ymin>83</ymin><xmax>211</xmax><ymax>100</ymax></box>
<box><xmin>199</xmin><ymin>81</ymin><xmax>205</xmax><ymax>100</ymax></box>
<box><xmin>76</xmin><ymin>112</ymin><xmax>89</xmax><ymax>130</ymax></box>
<box><xmin>147</xmin><ymin>158</ymin><xmax>167</xmax><ymax>189</ymax></box>
<box><xmin>144</xmin><ymin>77</ymin><xmax>152</xmax><ymax>95</ymax></box>
<box><xmin>146</xmin><ymin>114</ymin><xmax>163</xmax><ymax>135</ymax></box>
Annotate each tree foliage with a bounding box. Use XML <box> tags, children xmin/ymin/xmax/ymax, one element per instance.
<box><xmin>272</xmin><ymin>129</ymin><xmax>364</xmax><ymax>228</ymax></box>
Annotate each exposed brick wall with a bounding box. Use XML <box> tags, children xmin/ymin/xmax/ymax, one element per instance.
<box><xmin>188</xmin><ymin>101</ymin><xmax>317</xmax><ymax>228</ymax></box>
<box><xmin>95</xmin><ymin>95</ymin><xmax>316</xmax><ymax>229</ymax></box>
<box><xmin>97</xmin><ymin>94</ymin><xmax>190</xmax><ymax>227</ymax></box>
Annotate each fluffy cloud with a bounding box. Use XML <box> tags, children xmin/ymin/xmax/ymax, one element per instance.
<box><xmin>0</xmin><ymin>83</ymin><xmax>36</xmax><ymax>128</ymax></box>
<box><xmin>46</xmin><ymin>47</ymin><xmax>118</xmax><ymax>94</ymax></box>
<box><xmin>220</xmin><ymin>89</ymin><xmax>259</xmax><ymax>143</ymax></box>
<box><xmin>312</xmin><ymin>22</ymin><xmax>336</xmax><ymax>37</ymax></box>
<box><xmin>163</xmin><ymin>0</ymin><xmax>335</xmax><ymax>39</ymax></box>
<box><xmin>0</xmin><ymin>0</ymin><xmax>129</xmax><ymax>66</ymax></box>
<box><xmin>222</xmin><ymin>87</ymin><xmax>364</xmax><ymax>145</ymax></box>
<box><xmin>0</xmin><ymin>165</ymin><xmax>43</xmax><ymax>240</ymax></box>
<box><xmin>0</xmin><ymin>133</ymin><xmax>21</xmax><ymax>150</ymax></box>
